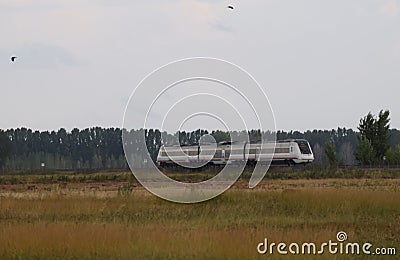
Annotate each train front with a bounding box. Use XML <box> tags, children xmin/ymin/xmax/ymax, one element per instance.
<box><xmin>294</xmin><ymin>139</ymin><xmax>314</xmax><ymax>164</ymax></box>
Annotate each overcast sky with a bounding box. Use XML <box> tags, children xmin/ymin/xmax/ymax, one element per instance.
<box><xmin>1</xmin><ymin>0</ymin><xmax>399</xmax><ymax>132</ymax></box>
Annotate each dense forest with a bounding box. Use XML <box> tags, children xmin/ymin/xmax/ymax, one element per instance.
<box><xmin>0</xmin><ymin>111</ymin><xmax>399</xmax><ymax>172</ymax></box>
<box><xmin>0</xmin><ymin>128</ymin><xmax>399</xmax><ymax>172</ymax></box>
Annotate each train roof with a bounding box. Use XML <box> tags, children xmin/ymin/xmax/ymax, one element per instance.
<box><xmin>276</xmin><ymin>139</ymin><xmax>309</xmax><ymax>143</ymax></box>
<box><xmin>160</xmin><ymin>139</ymin><xmax>309</xmax><ymax>148</ymax></box>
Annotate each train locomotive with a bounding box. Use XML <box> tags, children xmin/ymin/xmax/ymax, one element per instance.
<box><xmin>157</xmin><ymin>139</ymin><xmax>314</xmax><ymax>167</ymax></box>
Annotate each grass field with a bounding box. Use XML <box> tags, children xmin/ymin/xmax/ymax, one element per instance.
<box><xmin>0</xmin><ymin>171</ymin><xmax>399</xmax><ymax>259</ymax></box>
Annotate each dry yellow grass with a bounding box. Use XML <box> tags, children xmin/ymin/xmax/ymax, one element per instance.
<box><xmin>0</xmin><ymin>177</ymin><xmax>399</xmax><ymax>259</ymax></box>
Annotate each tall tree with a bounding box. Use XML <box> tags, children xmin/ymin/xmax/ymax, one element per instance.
<box><xmin>357</xmin><ymin>110</ymin><xmax>390</xmax><ymax>163</ymax></box>
<box><xmin>358</xmin><ymin>112</ymin><xmax>376</xmax><ymax>142</ymax></box>
<box><xmin>356</xmin><ymin>138</ymin><xmax>375</xmax><ymax>166</ymax></box>
<box><xmin>324</xmin><ymin>141</ymin><xmax>338</xmax><ymax>167</ymax></box>
<box><xmin>0</xmin><ymin>131</ymin><xmax>12</xmax><ymax>170</ymax></box>
<box><xmin>374</xmin><ymin>110</ymin><xmax>390</xmax><ymax>160</ymax></box>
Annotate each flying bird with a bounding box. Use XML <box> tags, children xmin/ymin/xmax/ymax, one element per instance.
<box><xmin>11</xmin><ymin>56</ymin><xmax>17</xmax><ymax>62</ymax></box>
<box><xmin>227</xmin><ymin>5</ymin><xmax>234</xmax><ymax>10</ymax></box>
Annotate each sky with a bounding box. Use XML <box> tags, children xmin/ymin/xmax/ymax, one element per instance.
<box><xmin>1</xmin><ymin>0</ymin><xmax>399</xmax><ymax>132</ymax></box>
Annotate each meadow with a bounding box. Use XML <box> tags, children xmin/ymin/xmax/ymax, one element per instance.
<box><xmin>0</xmin><ymin>170</ymin><xmax>399</xmax><ymax>259</ymax></box>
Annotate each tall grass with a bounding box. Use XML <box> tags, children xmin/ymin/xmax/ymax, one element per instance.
<box><xmin>0</xmin><ymin>178</ymin><xmax>399</xmax><ymax>259</ymax></box>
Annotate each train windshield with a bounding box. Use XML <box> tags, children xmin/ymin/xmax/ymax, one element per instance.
<box><xmin>296</xmin><ymin>140</ymin><xmax>311</xmax><ymax>154</ymax></box>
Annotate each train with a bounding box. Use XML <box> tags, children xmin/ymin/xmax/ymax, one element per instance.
<box><xmin>157</xmin><ymin>139</ymin><xmax>314</xmax><ymax>167</ymax></box>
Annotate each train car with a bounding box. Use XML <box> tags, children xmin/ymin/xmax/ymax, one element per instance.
<box><xmin>248</xmin><ymin>139</ymin><xmax>314</xmax><ymax>165</ymax></box>
<box><xmin>157</xmin><ymin>139</ymin><xmax>314</xmax><ymax>167</ymax></box>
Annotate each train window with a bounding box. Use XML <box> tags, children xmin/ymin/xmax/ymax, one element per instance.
<box><xmin>261</xmin><ymin>148</ymin><xmax>275</xmax><ymax>154</ymax></box>
<box><xmin>296</xmin><ymin>140</ymin><xmax>311</xmax><ymax>154</ymax></box>
<box><xmin>275</xmin><ymin>148</ymin><xmax>290</xmax><ymax>153</ymax></box>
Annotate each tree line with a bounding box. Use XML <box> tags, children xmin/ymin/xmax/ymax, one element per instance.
<box><xmin>0</xmin><ymin>110</ymin><xmax>399</xmax><ymax>172</ymax></box>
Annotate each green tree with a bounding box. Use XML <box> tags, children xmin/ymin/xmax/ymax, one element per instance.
<box><xmin>0</xmin><ymin>131</ymin><xmax>12</xmax><ymax>170</ymax></box>
<box><xmin>386</xmin><ymin>145</ymin><xmax>400</xmax><ymax>166</ymax></box>
<box><xmin>356</xmin><ymin>138</ymin><xmax>375</xmax><ymax>166</ymax></box>
<box><xmin>324</xmin><ymin>141</ymin><xmax>338</xmax><ymax>167</ymax></box>
<box><xmin>358</xmin><ymin>112</ymin><xmax>376</xmax><ymax>142</ymax></box>
<box><xmin>357</xmin><ymin>110</ymin><xmax>390</xmax><ymax>164</ymax></box>
<box><xmin>374</xmin><ymin>110</ymin><xmax>390</xmax><ymax>160</ymax></box>
<box><xmin>211</xmin><ymin>130</ymin><xmax>230</xmax><ymax>143</ymax></box>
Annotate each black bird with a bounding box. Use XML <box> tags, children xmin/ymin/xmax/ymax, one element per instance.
<box><xmin>11</xmin><ymin>56</ymin><xmax>17</xmax><ymax>62</ymax></box>
<box><xmin>228</xmin><ymin>5</ymin><xmax>234</xmax><ymax>10</ymax></box>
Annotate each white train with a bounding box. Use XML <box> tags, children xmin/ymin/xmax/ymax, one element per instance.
<box><xmin>157</xmin><ymin>139</ymin><xmax>314</xmax><ymax>167</ymax></box>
